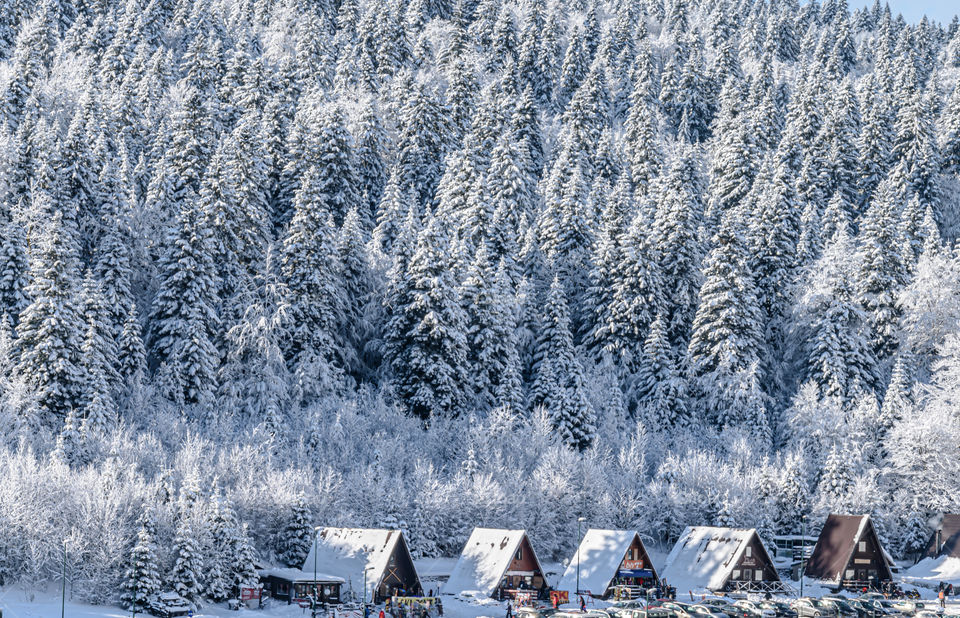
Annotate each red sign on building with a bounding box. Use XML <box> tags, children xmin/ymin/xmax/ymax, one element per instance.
<box><xmin>241</xmin><ymin>587</ymin><xmax>261</xmax><ymax>601</ymax></box>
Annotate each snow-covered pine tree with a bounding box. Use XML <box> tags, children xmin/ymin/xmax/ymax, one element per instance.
<box><xmin>120</xmin><ymin>518</ymin><xmax>162</xmax><ymax>612</ymax></box>
<box><xmin>170</xmin><ymin>520</ymin><xmax>203</xmax><ymax>604</ymax></box>
<box><xmin>385</xmin><ymin>212</ymin><xmax>469</xmax><ymax>420</ymax></box>
<box><xmin>631</xmin><ymin>313</ymin><xmax>689</xmax><ymax>430</ymax></box>
<box><xmin>857</xmin><ymin>178</ymin><xmax>908</xmax><ymax>359</ymax></box>
<box><xmin>653</xmin><ymin>144</ymin><xmax>704</xmax><ymax>351</ymax></box>
<box><xmin>231</xmin><ymin>522</ymin><xmax>258</xmax><ymax>595</ymax></box>
<box><xmin>15</xmin><ymin>207</ymin><xmax>84</xmax><ymax>424</ymax></box>
<box><xmin>688</xmin><ymin>207</ymin><xmax>765</xmax><ymax>431</ymax></box>
<box><xmin>532</xmin><ymin>277</ymin><xmax>595</xmax><ymax>450</ymax></box>
<box><xmin>148</xmin><ymin>195</ymin><xmax>220</xmax><ymax>407</ymax></box>
<box><xmin>282</xmin><ymin>166</ymin><xmax>344</xmax><ymax>402</ymax></box>
<box><xmin>278</xmin><ymin>495</ymin><xmax>313</xmax><ymax>568</ymax></box>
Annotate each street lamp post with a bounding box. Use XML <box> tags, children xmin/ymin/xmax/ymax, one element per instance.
<box><xmin>576</xmin><ymin>517</ymin><xmax>587</xmax><ymax>599</ymax></box>
<box><xmin>313</xmin><ymin>526</ymin><xmax>323</xmax><ymax>618</ymax></box>
<box><xmin>800</xmin><ymin>514</ymin><xmax>806</xmax><ymax>598</ymax></box>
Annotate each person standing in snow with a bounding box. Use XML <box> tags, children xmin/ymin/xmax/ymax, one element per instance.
<box><xmin>506</xmin><ymin>601</ymin><xmax>513</xmax><ymax>618</ymax></box>
<box><xmin>579</xmin><ymin>595</ymin><xmax>586</xmax><ymax>612</ymax></box>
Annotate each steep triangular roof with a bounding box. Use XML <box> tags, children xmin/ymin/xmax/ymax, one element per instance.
<box><xmin>660</xmin><ymin>526</ymin><xmax>778</xmax><ymax>592</ymax></box>
<box><xmin>301</xmin><ymin>528</ymin><xmax>421</xmax><ymax>599</ymax></box>
<box><xmin>444</xmin><ymin>528</ymin><xmax>547</xmax><ymax>597</ymax></box>
<box><xmin>923</xmin><ymin>514</ymin><xmax>960</xmax><ymax>559</ymax></box>
<box><xmin>805</xmin><ymin>514</ymin><xmax>893</xmax><ymax>583</ymax></box>
<box><xmin>557</xmin><ymin>530</ymin><xmax>657</xmax><ymax>596</ymax></box>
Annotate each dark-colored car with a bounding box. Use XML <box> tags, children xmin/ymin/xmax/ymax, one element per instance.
<box><xmin>760</xmin><ymin>600</ymin><xmax>798</xmax><ymax>618</ymax></box>
<box><xmin>818</xmin><ymin>598</ymin><xmax>860</xmax><ymax>617</ymax></box>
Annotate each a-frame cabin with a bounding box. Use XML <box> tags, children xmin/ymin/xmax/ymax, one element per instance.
<box><xmin>558</xmin><ymin>529</ymin><xmax>659</xmax><ymax>598</ymax></box>
<box><xmin>805</xmin><ymin>515</ymin><xmax>894</xmax><ymax>589</ymax></box>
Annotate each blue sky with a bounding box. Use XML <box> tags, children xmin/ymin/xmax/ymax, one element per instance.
<box><xmin>858</xmin><ymin>1</ymin><xmax>957</xmax><ymax>24</ymax></box>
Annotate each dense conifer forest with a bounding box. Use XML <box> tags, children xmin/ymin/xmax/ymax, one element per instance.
<box><xmin>1</xmin><ymin>0</ymin><xmax>960</xmax><ymax>605</ymax></box>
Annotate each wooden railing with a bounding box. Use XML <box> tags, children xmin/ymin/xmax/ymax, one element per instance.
<box><xmin>725</xmin><ymin>580</ymin><xmax>797</xmax><ymax>595</ymax></box>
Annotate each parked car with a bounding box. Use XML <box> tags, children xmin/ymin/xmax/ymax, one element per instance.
<box><xmin>891</xmin><ymin>600</ymin><xmax>925</xmax><ymax>615</ymax></box>
<box><xmin>518</xmin><ymin>607</ymin><xmax>561</xmax><ymax>618</ymax></box>
<box><xmin>847</xmin><ymin>599</ymin><xmax>896</xmax><ymax>618</ymax></box>
<box><xmin>147</xmin><ymin>591</ymin><xmax>192</xmax><ymax>618</ymax></box>
<box><xmin>733</xmin><ymin>600</ymin><xmax>777</xmax><ymax>618</ymax></box>
<box><xmin>818</xmin><ymin>598</ymin><xmax>861</xmax><ymax>617</ymax></box>
<box><xmin>608</xmin><ymin>609</ymin><xmax>674</xmax><ymax>618</ymax></box>
<box><xmin>759</xmin><ymin>600</ymin><xmax>798</xmax><ymax>618</ymax></box>
<box><xmin>691</xmin><ymin>604</ymin><xmax>734</xmax><ymax>618</ymax></box>
<box><xmin>791</xmin><ymin>598</ymin><xmax>839</xmax><ymax>618</ymax></box>
<box><xmin>657</xmin><ymin>601</ymin><xmax>727</xmax><ymax>618</ymax></box>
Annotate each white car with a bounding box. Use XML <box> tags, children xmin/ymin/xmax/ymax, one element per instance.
<box><xmin>147</xmin><ymin>591</ymin><xmax>192</xmax><ymax>617</ymax></box>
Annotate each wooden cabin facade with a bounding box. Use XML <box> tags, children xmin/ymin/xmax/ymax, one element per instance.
<box><xmin>805</xmin><ymin>515</ymin><xmax>893</xmax><ymax>590</ymax></box>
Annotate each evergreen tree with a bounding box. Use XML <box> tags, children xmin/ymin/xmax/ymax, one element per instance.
<box><xmin>282</xmin><ymin>168</ymin><xmax>344</xmax><ymax>402</ymax></box>
<box><xmin>0</xmin><ymin>220</ymin><xmax>30</xmax><ymax>327</ymax></box>
<box><xmin>653</xmin><ymin>145</ymin><xmax>704</xmax><ymax>350</ymax></box>
<box><xmin>170</xmin><ymin>520</ymin><xmax>203</xmax><ymax>603</ymax></box>
<box><xmin>688</xmin><ymin>209</ymin><xmax>765</xmax><ymax>428</ymax></box>
<box><xmin>278</xmin><ymin>495</ymin><xmax>313</xmax><ymax>568</ymax></box>
<box><xmin>15</xmin><ymin>208</ymin><xmax>84</xmax><ymax>424</ymax></box>
<box><xmin>857</xmin><ymin>179</ymin><xmax>908</xmax><ymax>359</ymax></box>
<box><xmin>120</xmin><ymin>520</ymin><xmax>162</xmax><ymax>612</ymax></box>
<box><xmin>795</xmin><ymin>226</ymin><xmax>880</xmax><ymax>400</ymax></box>
<box><xmin>532</xmin><ymin>277</ymin><xmax>595</xmax><ymax>450</ymax></box>
<box><xmin>385</xmin><ymin>213</ymin><xmax>469</xmax><ymax>420</ymax></box>
<box><xmin>460</xmin><ymin>244</ymin><xmax>513</xmax><ymax>410</ymax></box>
<box><xmin>148</xmin><ymin>197</ymin><xmax>220</xmax><ymax>407</ymax></box>
<box><xmin>632</xmin><ymin>313</ymin><xmax>689</xmax><ymax>429</ymax></box>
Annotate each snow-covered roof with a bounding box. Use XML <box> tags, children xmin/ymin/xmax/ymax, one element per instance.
<box><xmin>301</xmin><ymin>528</ymin><xmax>414</xmax><ymax>599</ymax></box>
<box><xmin>660</xmin><ymin>527</ymin><xmax>771</xmax><ymax>592</ymax></box>
<box><xmin>259</xmin><ymin>567</ymin><xmax>345</xmax><ymax>583</ymax></box>
<box><xmin>444</xmin><ymin>528</ymin><xmax>546</xmax><ymax>597</ymax></box>
<box><xmin>557</xmin><ymin>530</ymin><xmax>650</xmax><ymax>596</ymax></box>
<box><xmin>904</xmin><ymin>556</ymin><xmax>960</xmax><ymax>585</ymax></box>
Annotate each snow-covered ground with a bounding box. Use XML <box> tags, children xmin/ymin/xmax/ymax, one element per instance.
<box><xmin>4</xmin><ymin>581</ymin><xmax>960</xmax><ymax>618</ymax></box>
<box><xmin>902</xmin><ymin>557</ymin><xmax>960</xmax><ymax>590</ymax></box>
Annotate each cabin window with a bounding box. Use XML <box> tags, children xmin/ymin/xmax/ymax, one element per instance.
<box><xmin>745</xmin><ymin>546</ymin><xmax>752</xmax><ymax>558</ymax></box>
<box><xmin>859</xmin><ymin>541</ymin><xmax>866</xmax><ymax>552</ymax></box>
<box><xmin>845</xmin><ymin>569</ymin><xmax>855</xmax><ymax>579</ymax></box>
<box><xmin>516</xmin><ymin>546</ymin><xmax>523</xmax><ymax>561</ymax></box>
<box><xmin>755</xmin><ymin>570</ymin><xmax>763</xmax><ymax>581</ymax></box>
<box><xmin>732</xmin><ymin>570</ymin><xmax>741</xmax><ymax>580</ymax></box>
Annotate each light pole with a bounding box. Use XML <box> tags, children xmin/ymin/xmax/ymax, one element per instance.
<box><xmin>800</xmin><ymin>514</ymin><xmax>806</xmax><ymax>598</ymax></box>
<box><xmin>61</xmin><ymin>540</ymin><xmax>67</xmax><ymax>618</ymax></box>
<box><xmin>314</xmin><ymin>526</ymin><xmax>323</xmax><ymax>618</ymax></box>
<box><xmin>576</xmin><ymin>517</ymin><xmax>587</xmax><ymax>599</ymax></box>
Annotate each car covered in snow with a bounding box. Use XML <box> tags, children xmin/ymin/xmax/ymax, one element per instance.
<box><xmin>147</xmin><ymin>591</ymin><xmax>192</xmax><ymax>617</ymax></box>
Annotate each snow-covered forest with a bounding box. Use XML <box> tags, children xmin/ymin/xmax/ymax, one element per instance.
<box><xmin>2</xmin><ymin>0</ymin><xmax>960</xmax><ymax>605</ymax></box>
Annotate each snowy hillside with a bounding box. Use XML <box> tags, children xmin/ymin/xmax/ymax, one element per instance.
<box><xmin>1</xmin><ymin>0</ymin><xmax>960</xmax><ymax>610</ymax></box>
